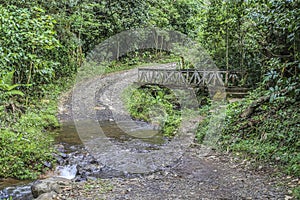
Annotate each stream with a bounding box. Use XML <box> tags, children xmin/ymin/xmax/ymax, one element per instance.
<box><xmin>0</xmin><ymin>120</ymin><xmax>167</xmax><ymax>200</ymax></box>
<box><xmin>0</xmin><ymin>67</ymin><xmax>185</xmax><ymax>200</ymax></box>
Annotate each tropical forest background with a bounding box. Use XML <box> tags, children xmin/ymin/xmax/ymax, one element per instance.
<box><xmin>0</xmin><ymin>0</ymin><xmax>299</xmax><ymax>195</ymax></box>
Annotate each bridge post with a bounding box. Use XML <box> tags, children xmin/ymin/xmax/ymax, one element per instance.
<box><xmin>225</xmin><ymin>71</ymin><xmax>228</xmax><ymax>86</ymax></box>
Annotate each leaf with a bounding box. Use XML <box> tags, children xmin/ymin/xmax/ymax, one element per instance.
<box><xmin>2</xmin><ymin>70</ymin><xmax>14</xmax><ymax>85</ymax></box>
<box><xmin>4</xmin><ymin>84</ymin><xmax>21</xmax><ymax>91</ymax></box>
<box><xmin>5</xmin><ymin>90</ymin><xmax>24</xmax><ymax>97</ymax></box>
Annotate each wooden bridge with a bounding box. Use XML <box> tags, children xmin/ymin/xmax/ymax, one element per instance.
<box><xmin>137</xmin><ymin>68</ymin><xmax>246</xmax><ymax>88</ymax></box>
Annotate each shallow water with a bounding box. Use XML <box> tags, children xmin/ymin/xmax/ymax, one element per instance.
<box><xmin>54</xmin><ymin>121</ymin><xmax>84</xmax><ymax>152</ymax></box>
<box><xmin>99</xmin><ymin>120</ymin><xmax>166</xmax><ymax>144</ymax></box>
<box><xmin>56</xmin><ymin>120</ymin><xmax>166</xmax><ymax>147</ymax></box>
<box><xmin>0</xmin><ymin>178</ymin><xmax>33</xmax><ymax>200</ymax></box>
<box><xmin>0</xmin><ymin>119</ymin><xmax>167</xmax><ymax>199</ymax></box>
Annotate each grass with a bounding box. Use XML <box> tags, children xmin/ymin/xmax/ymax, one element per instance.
<box><xmin>219</xmin><ymin>98</ymin><xmax>299</xmax><ymax>176</ymax></box>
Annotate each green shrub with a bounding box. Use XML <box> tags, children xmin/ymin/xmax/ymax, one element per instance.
<box><xmin>0</xmin><ymin>5</ymin><xmax>61</xmax><ymax>86</ymax></box>
<box><xmin>0</xmin><ymin>81</ymin><xmax>63</xmax><ymax>179</ymax></box>
<box><xmin>123</xmin><ymin>85</ymin><xmax>181</xmax><ymax>137</ymax></box>
<box><xmin>196</xmin><ymin>89</ymin><xmax>300</xmax><ymax>177</ymax></box>
<box><xmin>0</xmin><ymin>106</ymin><xmax>59</xmax><ymax>179</ymax></box>
<box><xmin>0</xmin><ymin>128</ymin><xmax>55</xmax><ymax>179</ymax></box>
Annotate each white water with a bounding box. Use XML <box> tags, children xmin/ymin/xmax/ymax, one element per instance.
<box><xmin>56</xmin><ymin>165</ymin><xmax>77</xmax><ymax>179</ymax></box>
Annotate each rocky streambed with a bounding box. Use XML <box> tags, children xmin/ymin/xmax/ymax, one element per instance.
<box><xmin>1</xmin><ymin>140</ymin><xmax>289</xmax><ymax>199</ymax></box>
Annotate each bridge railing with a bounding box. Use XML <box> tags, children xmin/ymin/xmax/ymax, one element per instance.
<box><xmin>137</xmin><ymin>68</ymin><xmax>246</xmax><ymax>87</ymax></box>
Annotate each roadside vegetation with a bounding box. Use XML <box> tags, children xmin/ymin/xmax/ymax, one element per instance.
<box><xmin>0</xmin><ymin>78</ymin><xmax>65</xmax><ymax>179</ymax></box>
<box><xmin>124</xmin><ymin>85</ymin><xmax>181</xmax><ymax>137</ymax></box>
<box><xmin>222</xmin><ymin>92</ymin><xmax>299</xmax><ymax>175</ymax></box>
<box><xmin>194</xmin><ymin>1</ymin><xmax>300</xmax><ymax>197</ymax></box>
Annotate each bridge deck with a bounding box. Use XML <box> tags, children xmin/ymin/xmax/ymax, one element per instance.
<box><xmin>137</xmin><ymin>68</ymin><xmax>245</xmax><ymax>87</ymax></box>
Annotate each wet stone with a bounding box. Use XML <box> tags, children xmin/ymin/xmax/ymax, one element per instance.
<box><xmin>31</xmin><ymin>177</ymin><xmax>70</xmax><ymax>198</ymax></box>
<box><xmin>35</xmin><ymin>191</ymin><xmax>57</xmax><ymax>200</ymax></box>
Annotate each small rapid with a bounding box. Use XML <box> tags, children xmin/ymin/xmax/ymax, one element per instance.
<box><xmin>56</xmin><ymin>165</ymin><xmax>77</xmax><ymax>180</ymax></box>
<box><xmin>0</xmin><ymin>184</ymin><xmax>33</xmax><ymax>200</ymax></box>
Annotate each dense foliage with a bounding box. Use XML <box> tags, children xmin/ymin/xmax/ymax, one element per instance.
<box><xmin>198</xmin><ymin>0</ymin><xmax>299</xmax><ymax>86</ymax></box>
<box><xmin>0</xmin><ymin>106</ymin><xmax>58</xmax><ymax>179</ymax></box>
<box><xmin>199</xmin><ymin>0</ymin><xmax>299</xmax><ymax>161</ymax></box>
<box><xmin>196</xmin><ymin>0</ymin><xmax>299</xmax><ymax>197</ymax></box>
<box><xmin>124</xmin><ymin>85</ymin><xmax>181</xmax><ymax>137</ymax></box>
<box><xmin>221</xmin><ymin>93</ymin><xmax>299</xmax><ymax>175</ymax></box>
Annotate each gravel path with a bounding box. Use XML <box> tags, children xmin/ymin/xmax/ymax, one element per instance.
<box><xmin>56</xmin><ymin>147</ymin><xmax>288</xmax><ymax>199</ymax></box>
<box><xmin>57</xmin><ymin>65</ymin><xmax>289</xmax><ymax>200</ymax></box>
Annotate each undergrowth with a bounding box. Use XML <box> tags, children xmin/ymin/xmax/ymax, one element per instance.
<box><xmin>0</xmin><ymin>77</ymin><xmax>74</xmax><ymax>179</ymax></box>
<box><xmin>196</xmin><ymin>87</ymin><xmax>299</xmax><ymax>198</ymax></box>
<box><xmin>123</xmin><ymin>85</ymin><xmax>181</xmax><ymax>137</ymax></box>
<box><xmin>219</xmin><ymin>93</ymin><xmax>299</xmax><ymax>177</ymax></box>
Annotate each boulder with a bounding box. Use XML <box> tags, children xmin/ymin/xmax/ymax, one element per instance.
<box><xmin>35</xmin><ymin>191</ymin><xmax>57</xmax><ymax>200</ymax></box>
<box><xmin>31</xmin><ymin>177</ymin><xmax>70</xmax><ymax>198</ymax></box>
